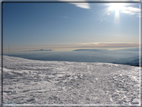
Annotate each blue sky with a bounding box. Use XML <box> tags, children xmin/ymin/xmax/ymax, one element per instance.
<box><xmin>3</xmin><ymin>1</ymin><xmax>141</xmax><ymax>53</ymax></box>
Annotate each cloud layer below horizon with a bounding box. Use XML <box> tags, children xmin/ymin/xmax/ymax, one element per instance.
<box><xmin>3</xmin><ymin>42</ymin><xmax>139</xmax><ymax>54</ymax></box>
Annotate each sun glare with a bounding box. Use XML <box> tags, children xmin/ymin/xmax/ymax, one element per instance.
<box><xmin>109</xmin><ymin>3</ymin><xmax>125</xmax><ymax>11</ymax></box>
<box><xmin>108</xmin><ymin>3</ymin><xmax>126</xmax><ymax>24</ymax></box>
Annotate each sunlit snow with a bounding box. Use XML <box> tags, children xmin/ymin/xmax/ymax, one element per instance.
<box><xmin>1</xmin><ymin>55</ymin><xmax>141</xmax><ymax>106</ymax></box>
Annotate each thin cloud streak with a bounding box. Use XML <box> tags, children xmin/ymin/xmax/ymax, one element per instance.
<box><xmin>59</xmin><ymin>0</ymin><xmax>90</xmax><ymax>9</ymax></box>
<box><xmin>121</xmin><ymin>7</ymin><xmax>141</xmax><ymax>16</ymax></box>
<box><xmin>79</xmin><ymin>43</ymin><xmax>139</xmax><ymax>48</ymax></box>
<box><xmin>5</xmin><ymin>43</ymin><xmax>138</xmax><ymax>52</ymax></box>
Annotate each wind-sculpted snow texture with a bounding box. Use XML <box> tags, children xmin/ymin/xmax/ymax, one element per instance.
<box><xmin>1</xmin><ymin>56</ymin><xmax>141</xmax><ymax>106</ymax></box>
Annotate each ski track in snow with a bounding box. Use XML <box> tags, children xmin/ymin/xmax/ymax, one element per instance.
<box><xmin>0</xmin><ymin>55</ymin><xmax>141</xmax><ymax>106</ymax></box>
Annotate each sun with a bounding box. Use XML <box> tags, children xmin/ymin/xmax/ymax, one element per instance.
<box><xmin>108</xmin><ymin>3</ymin><xmax>126</xmax><ymax>24</ymax></box>
<box><xmin>109</xmin><ymin>3</ymin><xmax>125</xmax><ymax>11</ymax></box>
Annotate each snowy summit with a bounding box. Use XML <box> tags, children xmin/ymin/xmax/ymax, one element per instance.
<box><xmin>1</xmin><ymin>55</ymin><xmax>141</xmax><ymax>106</ymax></box>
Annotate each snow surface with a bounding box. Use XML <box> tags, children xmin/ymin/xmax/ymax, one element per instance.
<box><xmin>0</xmin><ymin>55</ymin><xmax>141</xmax><ymax>106</ymax></box>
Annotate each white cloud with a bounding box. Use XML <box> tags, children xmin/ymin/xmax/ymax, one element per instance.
<box><xmin>71</xmin><ymin>3</ymin><xmax>90</xmax><ymax>9</ymax></box>
<box><xmin>59</xmin><ymin>0</ymin><xmax>90</xmax><ymax>9</ymax></box>
<box><xmin>121</xmin><ymin>7</ymin><xmax>141</xmax><ymax>16</ymax></box>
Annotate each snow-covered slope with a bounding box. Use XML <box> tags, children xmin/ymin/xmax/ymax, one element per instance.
<box><xmin>1</xmin><ymin>55</ymin><xmax>141</xmax><ymax>106</ymax></box>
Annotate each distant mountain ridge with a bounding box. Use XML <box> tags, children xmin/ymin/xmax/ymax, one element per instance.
<box><xmin>29</xmin><ymin>49</ymin><xmax>52</xmax><ymax>51</ymax></box>
<box><xmin>73</xmin><ymin>49</ymin><xmax>108</xmax><ymax>51</ymax></box>
<box><xmin>73</xmin><ymin>48</ymin><xmax>140</xmax><ymax>52</ymax></box>
<box><xmin>112</xmin><ymin>58</ymin><xmax>142</xmax><ymax>67</ymax></box>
